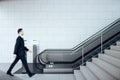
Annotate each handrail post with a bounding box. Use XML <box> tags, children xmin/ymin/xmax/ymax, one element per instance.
<box><xmin>82</xmin><ymin>45</ymin><xmax>84</xmax><ymax>66</ymax></box>
<box><xmin>101</xmin><ymin>32</ymin><xmax>103</xmax><ymax>53</ymax></box>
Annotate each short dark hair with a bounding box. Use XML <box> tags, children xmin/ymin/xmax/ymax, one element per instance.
<box><xmin>17</xmin><ymin>28</ymin><xmax>23</xmax><ymax>34</ymax></box>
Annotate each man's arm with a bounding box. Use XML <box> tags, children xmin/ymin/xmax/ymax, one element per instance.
<box><xmin>14</xmin><ymin>38</ymin><xmax>20</xmax><ymax>54</ymax></box>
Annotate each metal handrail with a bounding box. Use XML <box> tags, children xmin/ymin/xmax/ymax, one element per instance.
<box><xmin>37</xmin><ymin>18</ymin><xmax>120</xmax><ymax>64</ymax></box>
<box><xmin>39</xmin><ymin>18</ymin><xmax>120</xmax><ymax>52</ymax></box>
<box><xmin>72</xmin><ymin>18</ymin><xmax>120</xmax><ymax>50</ymax></box>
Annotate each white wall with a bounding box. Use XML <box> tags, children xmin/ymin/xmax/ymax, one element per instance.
<box><xmin>0</xmin><ymin>0</ymin><xmax>120</xmax><ymax>63</ymax></box>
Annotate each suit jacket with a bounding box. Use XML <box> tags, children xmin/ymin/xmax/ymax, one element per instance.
<box><xmin>14</xmin><ymin>36</ymin><xmax>29</xmax><ymax>57</ymax></box>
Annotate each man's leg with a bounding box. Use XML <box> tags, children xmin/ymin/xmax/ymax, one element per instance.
<box><xmin>20</xmin><ymin>56</ymin><xmax>32</xmax><ymax>77</ymax></box>
<box><xmin>7</xmin><ymin>56</ymin><xmax>19</xmax><ymax>76</ymax></box>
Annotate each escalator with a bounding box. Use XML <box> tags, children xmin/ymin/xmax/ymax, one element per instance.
<box><xmin>34</xmin><ymin>18</ymin><xmax>120</xmax><ymax>73</ymax></box>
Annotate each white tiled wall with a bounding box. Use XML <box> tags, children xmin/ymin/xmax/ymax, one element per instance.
<box><xmin>0</xmin><ymin>0</ymin><xmax>120</xmax><ymax>63</ymax></box>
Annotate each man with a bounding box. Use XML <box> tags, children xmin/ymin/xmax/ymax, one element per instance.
<box><xmin>7</xmin><ymin>28</ymin><xmax>34</xmax><ymax>77</ymax></box>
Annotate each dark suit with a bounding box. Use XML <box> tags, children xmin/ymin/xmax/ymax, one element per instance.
<box><xmin>7</xmin><ymin>36</ymin><xmax>32</xmax><ymax>76</ymax></box>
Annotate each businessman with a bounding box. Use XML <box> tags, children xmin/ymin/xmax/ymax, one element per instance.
<box><xmin>7</xmin><ymin>28</ymin><xmax>34</xmax><ymax>77</ymax></box>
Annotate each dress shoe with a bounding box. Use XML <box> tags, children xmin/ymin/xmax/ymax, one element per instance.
<box><xmin>7</xmin><ymin>72</ymin><xmax>14</xmax><ymax>76</ymax></box>
<box><xmin>29</xmin><ymin>73</ymin><xmax>35</xmax><ymax>77</ymax></box>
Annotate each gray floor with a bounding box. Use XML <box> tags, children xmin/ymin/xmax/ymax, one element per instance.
<box><xmin>0</xmin><ymin>63</ymin><xmax>75</xmax><ymax>80</ymax></box>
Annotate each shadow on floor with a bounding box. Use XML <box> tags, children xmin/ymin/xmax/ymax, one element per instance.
<box><xmin>0</xmin><ymin>70</ymin><xmax>23</xmax><ymax>80</ymax></box>
<box><xmin>14</xmin><ymin>63</ymin><xmax>43</xmax><ymax>74</ymax></box>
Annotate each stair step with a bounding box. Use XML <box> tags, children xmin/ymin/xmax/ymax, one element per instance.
<box><xmin>86</xmin><ymin>62</ymin><xmax>116</xmax><ymax>80</ymax></box>
<box><xmin>117</xmin><ymin>41</ymin><xmax>120</xmax><ymax>46</ymax></box>
<box><xmin>98</xmin><ymin>54</ymin><xmax>120</xmax><ymax>68</ymax></box>
<box><xmin>80</xmin><ymin>66</ymin><xmax>99</xmax><ymax>80</ymax></box>
<box><xmin>44</xmin><ymin>68</ymin><xmax>73</xmax><ymax>73</ymax></box>
<box><xmin>111</xmin><ymin>45</ymin><xmax>120</xmax><ymax>51</ymax></box>
<box><xmin>74</xmin><ymin>70</ymin><xmax>85</xmax><ymax>80</ymax></box>
<box><xmin>104</xmin><ymin>50</ymin><xmax>120</xmax><ymax>59</ymax></box>
<box><xmin>92</xmin><ymin>58</ymin><xmax>120</xmax><ymax>79</ymax></box>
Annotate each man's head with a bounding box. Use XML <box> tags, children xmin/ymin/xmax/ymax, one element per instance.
<box><xmin>18</xmin><ymin>28</ymin><xmax>24</xmax><ymax>36</ymax></box>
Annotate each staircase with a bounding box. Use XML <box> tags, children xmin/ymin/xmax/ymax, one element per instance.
<box><xmin>74</xmin><ymin>41</ymin><xmax>120</xmax><ymax>80</ymax></box>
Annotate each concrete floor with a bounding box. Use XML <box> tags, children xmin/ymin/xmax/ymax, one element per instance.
<box><xmin>0</xmin><ymin>63</ymin><xmax>75</xmax><ymax>80</ymax></box>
